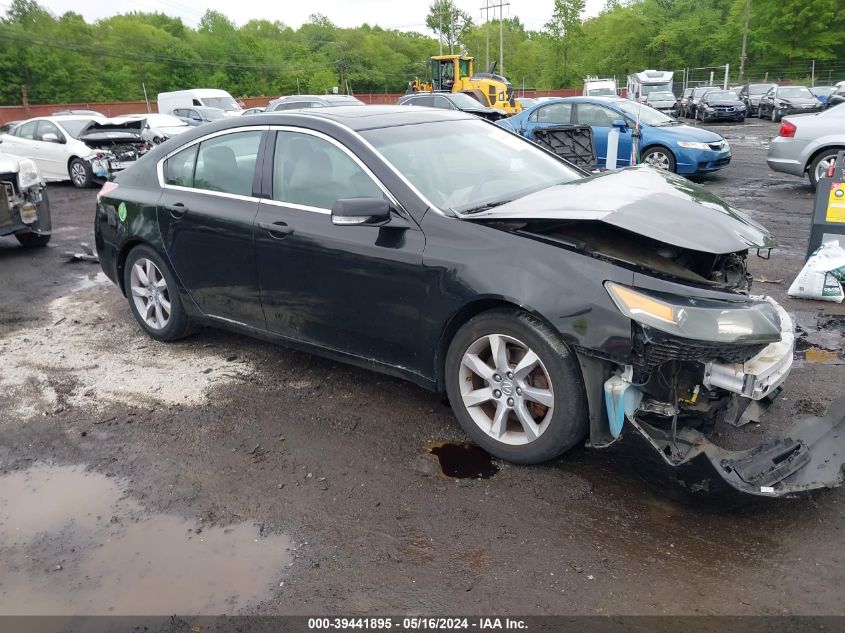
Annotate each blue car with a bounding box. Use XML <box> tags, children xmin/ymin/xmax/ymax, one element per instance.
<box><xmin>497</xmin><ymin>96</ymin><xmax>731</xmax><ymax>175</ymax></box>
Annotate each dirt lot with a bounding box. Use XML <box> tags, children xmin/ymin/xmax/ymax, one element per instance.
<box><xmin>1</xmin><ymin>117</ymin><xmax>843</xmax><ymax>617</ymax></box>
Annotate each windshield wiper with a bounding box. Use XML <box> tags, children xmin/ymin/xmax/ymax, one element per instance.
<box><xmin>460</xmin><ymin>199</ymin><xmax>515</xmax><ymax>215</ymax></box>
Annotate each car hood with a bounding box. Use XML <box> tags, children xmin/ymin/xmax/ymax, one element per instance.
<box><xmin>465</xmin><ymin>166</ymin><xmax>776</xmax><ymax>254</ymax></box>
<box><xmin>643</xmin><ymin>123</ymin><xmax>723</xmax><ymax>144</ymax></box>
<box><xmin>647</xmin><ymin>100</ymin><xmax>675</xmax><ymax>107</ymax></box>
<box><xmin>0</xmin><ymin>151</ymin><xmax>21</xmax><ymax>174</ymax></box>
<box><xmin>778</xmin><ymin>97</ymin><xmax>819</xmax><ymax>106</ymax></box>
<box><xmin>703</xmin><ymin>100</ymin><xmax>744</xmax><ymax>107</ymax></box>
<box><xmin>78</xmin><ymin>118</ymin><xmax>145</xmax><ymax>140</ymax></box>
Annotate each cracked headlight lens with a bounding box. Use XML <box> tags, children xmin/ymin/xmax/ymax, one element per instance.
<box><xmin>605</xmin><ymin>282</ymin><xmax>782</xmax><ymax>344</ymax></box>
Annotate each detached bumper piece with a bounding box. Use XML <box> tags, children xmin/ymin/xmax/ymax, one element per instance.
<box><xmin>619</xmin><ymin>396</ymin><xmax>845</xmax><ymax>499</ymax></box>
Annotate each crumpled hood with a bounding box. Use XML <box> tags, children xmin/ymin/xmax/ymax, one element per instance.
<box><xmin>778</xmin><ymin>97</ymin><xmax>819</xmax><ymax>106</ymax></box>
<box><xmin>79</xmin><ymin>118</ymin><xmax>145</xmax><ymax>139</ymax></box>
<box><xmin>466</xmin><ymin>166</ymin><xmax>776</xmax><ymax>254</ymax></box>
<box><xmin>703</xmin><ymin>99</ymin><xmax>744</xmax><ymax>107</ymax></box>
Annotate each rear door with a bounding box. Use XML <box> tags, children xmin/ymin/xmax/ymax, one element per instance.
<box><xmin>156</xmin><ymin>127</ymin><xmax>267</xmax><ymax>327</ymax></box>
<box><xmin>253</xmin><ymin>128</ymin><xmax>426</xmax><ymax>371</ymax></box>
<box><xmin>522</xmin><ymin>101</ymin><xmax>572</xmax><ymax>139</ymax></box>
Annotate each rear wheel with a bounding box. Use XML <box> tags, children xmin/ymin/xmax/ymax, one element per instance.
<box><xmin>444</xmin><ymin>309</ymin><xmax>588</xmax><ymax>464</ymax></box>
<box><xmin>641</xmin><ymin>146</ymin><xmax>677</xmax><ymax>172</ymax></box>
<box><xmin>123</xmin><ymin>244</ymin><xmax>194</xmax><ymax>341</ymax></box>
<box><xmin>808</xmin><ymin>150</ymin><xmax>842</xmax><ymax>188</ymax></box>
<box><xmin>69</xmin><ymin>158</ymin><xmax>93</xmax><ymax>188</ymax></box>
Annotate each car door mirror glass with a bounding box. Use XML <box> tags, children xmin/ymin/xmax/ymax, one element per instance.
<box><xmin>331</xmin><ymin>198</ymin><xmax>392</xmax><ymax>226</ymax></box>
<box><xmin>42</xmin><ymin>133</ymin><xmax>60</xmax><ymax>143</ymax></box>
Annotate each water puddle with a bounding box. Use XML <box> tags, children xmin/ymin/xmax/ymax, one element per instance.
<box><xmin>70</xmin><ymin>271</ymin><xmax>109</xmax><ymax>292</ymax></box>
<box><xmin>0</xmin><ymin>465</ymin><xmax>292</xmax><ymax>615</ymax></box>
<box><xmin>428</xmin><ymin>441</ymin><xmax>498</xmax><ymax>479</ymax></box>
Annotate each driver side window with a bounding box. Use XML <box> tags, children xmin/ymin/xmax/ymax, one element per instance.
<box><xmin>36</xmin><ymin>121</ymin><xmax>62</xmax><ymax>142</ymax></box>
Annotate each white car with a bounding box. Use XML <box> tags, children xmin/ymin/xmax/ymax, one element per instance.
<box><xmin>116</xmin><ymin>113</ymin><xmax>190</xmax><ymax>145</ymax></box>
<box><xmin>0</xmin><ymin>115</ymin><xmax>150</xmax><ymax>188</ymax></box>
<box><xmin>0</xmin><ymin>149</ymin><xmax>50</xmax><ymax>247</ymax></box>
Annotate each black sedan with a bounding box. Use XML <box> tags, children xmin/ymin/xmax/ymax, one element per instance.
<box><xmin>397</xmin><ymin>92</ymin><xmax>507</xmax><ymax>121</ymax></box>
<box><xmin>95</xmin><ymin>106</ymin><xmax>845</xmax><ymax>499</ymax></box>
<box><xmin>695</xmin><ymin>90</ymin><xmax>746</xmax><ymax>122</ymax></box>
<box><xmin>757</xmin><ymin>85</ymin><xmax>823</xmax><ymax>122</ymax></box>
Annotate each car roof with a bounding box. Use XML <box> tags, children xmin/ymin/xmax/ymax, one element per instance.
<box><xmin>238</xmin><ymin>105</ymin><xmax>475</xmax><ymax>131</ymax></box>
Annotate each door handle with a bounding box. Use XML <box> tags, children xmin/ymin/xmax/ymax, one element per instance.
<box><xmin>164</xmin><ymin>203</ymin><xmax>187</xmax><ymax>219</ymax></box>
<box><xmin>257</xmin><ymin>221</ymin><xmax>294</xmax><ymax>238</ymax></box>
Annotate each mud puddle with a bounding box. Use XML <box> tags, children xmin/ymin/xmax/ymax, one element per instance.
<box><xmin>0</xmin><ymin>465</ymin><xmax>292</xmax><ymax>615</ymax></box>
<box><xmin>428</xmin><ymin>441</ymin><xmax>498</xmax><ymax>479</ymax></box>
<box><xmin>70</xmin><ymin>270</ymin><xmax>109</xmax><ymax>292</ymax></box>
<box><xmin>794</xmin><ymin>312</ymin><xmax>845</xmax><ymax>365</ymax></box>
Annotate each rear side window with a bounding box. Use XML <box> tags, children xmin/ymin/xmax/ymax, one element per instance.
<box><xmin>532</xmin><ymin>103</ymin><xmax>572</xmax><ymax>124</ymax></box>
<box><xmin>164</xmin><ymin>145</ymin><xmax>198</xmax><ymax>187</ymax></box>
<box><xmin>272</xmin><ymin>131</ymin><xmax>383</xmax><ymax>210</ymax></box>
<box><xmin>17</xmin><ymin>121</ymin><xmax>37</xmax><ymax>139</ymax></box>
<box><xmin>193</xmin><ymin>131</ymin><xmax>262</xmax><ymax>196</ymax></box>
<box><xmin>415</xmin><ymin>95</ymin><xmax>435</xmax><ymax>107</ymax></box>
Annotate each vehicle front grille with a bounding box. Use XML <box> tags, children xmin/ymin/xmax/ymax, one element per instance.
<box><xmin>0</xmin><ymin>176</ymin><xmax>16</xmax><ymax>197</ymax></box>
<box><xmin>713</xmin><ymin>106</ymin><xmax>736</xmax><ymax>112</ymax></box>
<box><xmin>0</xmin><ymin>181</ymin><xmax>12</xmax><ymax>226</ymax></box>
<box><xmin>639</xmin><ymin>337</ymin><xmax>766</xmax><ymax>367</ymax></box>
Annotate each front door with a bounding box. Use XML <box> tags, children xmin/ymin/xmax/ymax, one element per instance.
<box><xmin>254</xmin><ymin>129</ymin><xmax>426</xmax><ymax>372</ymax></box>
<box><xmin>156</xmin><ymin>129</ymin><xmax>266</xmax><ymax>327</ymax></box>
<box><xmin>574</xmin><ymin>103</ymin><xmax>633</xmax><ymax>168</ymax></box>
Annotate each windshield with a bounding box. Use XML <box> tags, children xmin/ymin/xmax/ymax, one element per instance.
<box><xmin>647</xmin><ymin>91</ymin><xmax>675</xmax><ymax>101</ymax></box>
<box><xmin>587</xmin><ymin>88</ymin><xmax>616</xmax><ymax>96</ymax></box>
<box><xmin>779</xmin><ymin>86</ymin><xmax>813</xmax><ymax>99</ymax></box>
<box><xmin>517</xmin><ymin>98</ymin><xmax>538</xmax><ymax>107</ymax></box>
<box><xmin>612</xmin><ymin>100</ymin><xmax>676</xmax><ymax>126</ymax></box>
<box><xmin>749</xmin><ymin>84</ymin><xmax>774</xmax><ymax>95</ymax></box>
<box><xmin>199</xmin><ymin>109</ymin><xmax>228</xmax><ymax>121</ymax></box>
<box><xmin>202</xmin><ymin>96</ymin><xmax>239</xmax><ymax>111</ymax></box>
<box><xmin>705</xmin><ymin>91</ymin><xmax>739</xmax><ymax>102</ymax></box>
<box><xmin>448</xmin><ymin>93</ymin><xmax>486</xmax><ymax>109</ymax></box>
<box><xmin>642</xmin><ymin>83</ymin><xmax>672</xmax><ymax>95</ymax></box>
<box><xmin>59</xmin><ymin>118</ymin><xmax>95</xmax><ymax>138</ymax></box>
<box><xmin>693</xmin><ymin>87</ymin><xmax>713</xmax><ymax>98</ymax></box>
<box><xmin>361</xmin><ymin>119</ymin><xmax>583</xmax><ymax>214</ymax></box>
<box><xmin>811</xmin><ymin>86</ymin><xmax>836</xmax><ymax>96</ymax></box>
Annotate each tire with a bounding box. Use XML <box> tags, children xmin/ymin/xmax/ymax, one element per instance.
<box><xmin>808</xmin><ymin>150</ymin><xmax>842</xmax><ymax>188</ymax></box>
<box><xmin>758</xmin><ymin>107</ymin><xmax>765</xmax><ymax>119</ymax></box>
<box><xmin>641</xmin><ymin>146</ymin><xmax>677</xmax><ymax>172</ymax></box>
<box><xmin>444</xmin><ymin>308</ymin><xmax>588</xmax><ymax>464</ymax></box>
<box><xmin>69</xmin><ymin>158</ymin><xmax>93</xmax><ymax>188</ymax></box>
<box><xmin>771</xmin><ymin>108</ymin><xmax>779</xmax><ymax>123</ymax></box>
<box><xmin>123</xmin><ymin>244</ymin><xmax>195</xmax><ymax>341</ymax></box>
<box><xmin>15</xmin><ymin>231</ymin><xmax>50</xmax><ymax>247</ymax></box>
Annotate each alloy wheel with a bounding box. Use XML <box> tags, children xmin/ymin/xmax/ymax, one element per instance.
<box><xmin>458</xmin><ymin>333</ymin><xmax>555</xmax><ymax>446</ymax></box>
<box><xmin>814</xmin><ymin>154</ymin><xmax>838</xmax><ymax>183</ymax></box>
<box><xmin>643</xmin><ymin>150</ymin><xmax>671</xmax><ymax>170</ymax></box>
<box><xmin>129</xmin><ymin>257</ymin><xmax>171</xmax><ymax>330</ymax></box>
<box><xmin>71</xmin><ymin>163</ymin><xmax>87</xmax><ymax>187</ymax></box>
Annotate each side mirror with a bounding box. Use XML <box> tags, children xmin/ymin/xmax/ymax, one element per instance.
<box><xmin>331</xmin><ymin>197</ymin><xmax>392</xmax><ymax>226</ymax></box>
<box><xmin>42</xmin><ymin>133</ymin><xmax>62</xmax><ymax>143</ymax></box>
<box><xmin>612</xmin><ymin>119</ymin><xmax>628</xmax><ymax>130</ymax></box>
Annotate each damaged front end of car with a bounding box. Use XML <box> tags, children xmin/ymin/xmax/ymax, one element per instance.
<box><xmin>78</xmin><ymin>119</ymin><xmax>151</xmax><ymax>180</ymax></box>
<box><xmin>470</xmin><ymin>166</ymin><xmax>845</xmax><ymax>499</ymax></box>
<box><xmin>0</xmin><ymin>155</ymin><xmax>49</xmax><ymax>240</ymax></box>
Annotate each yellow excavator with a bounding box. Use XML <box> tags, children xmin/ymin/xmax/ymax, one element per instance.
<box><xmin>408</xmin><ymin>55</ymin><xmax>521</xmax><ymax>115</ymax></box>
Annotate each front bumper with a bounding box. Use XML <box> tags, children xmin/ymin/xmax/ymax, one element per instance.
<box><xmin>676</xmin><ymin>146</ymin><xmax>732</xmax><ymax>174</ymax></box>
<box><xmin>703</xmin><ymin>298</ymin><xmax>793</xmax><ymax>400</ymax></box>
<box><xmin>777</xmin><ymin>104</ymin><xmax>824</xmax><ymax>116</ymax></box>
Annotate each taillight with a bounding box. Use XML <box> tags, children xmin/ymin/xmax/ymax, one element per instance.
<box><xmin>779</xmin><ymin>120</ymin><xmax>796</xmax><ymax>138</ymax></box>
<box><xmin>97</xmin><ymin>181</ymin><xmax>119</xmax><ymax>202</ymax></box>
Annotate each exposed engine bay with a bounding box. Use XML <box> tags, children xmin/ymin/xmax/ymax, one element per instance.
<box><xmin>79</xmin><ymin>119</ymin><xmax>150</xmax><ymax>177</ymax></box>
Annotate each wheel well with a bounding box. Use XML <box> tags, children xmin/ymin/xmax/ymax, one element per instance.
<box><xmin>115</xmin><ymin>239</ymin><xmax>146</xmax><ymax>295</ymax></box>
<box><xmin>805</xmin><ymin>145</ymin><xmax>845</xmax><ymax>174</ymax></box>
<box><xmin>640</xmin><ymin>144</ymin><xmax>675</xmax><ymax>164</ymax></box>
<box><xmin>434</xmin><ymin>299</ymin><xmax>563</xmax><ymax>393</ymax></box>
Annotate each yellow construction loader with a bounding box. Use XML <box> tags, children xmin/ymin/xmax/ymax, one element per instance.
<box><xmin>409</xmin><ymin>55</ymin><xmax>521</xmax><ymax>115</ymax></box>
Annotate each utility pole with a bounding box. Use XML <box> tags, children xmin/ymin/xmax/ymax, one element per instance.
<box><xmin>739</xmin><ymin>0</ymin><xmax>750</xmax><ymax>82</ymax></box>
<box><xmin>482</xmin><ymin>0</ymin><xmax>509</xmax><ymax>74</ymax></box>
<box><xmin>450</xmin><ymin>6</ymin><xmax>455</xmax><ymax>54</ymax></box>
<box><xmin>484</xmin><ymin>0</ymin><xmax>490</xmax><ymax>70</ymax></box>
<box><xmin>438</xmin><ymin>9</ymin><xmax>443</xmax><ymax>55</ymax></box>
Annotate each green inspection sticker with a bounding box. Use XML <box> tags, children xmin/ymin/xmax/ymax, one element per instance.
<box><xmin>117</xmin><ymin>202</ymin><xmax>127</xmax><ymax>222</ymax></box>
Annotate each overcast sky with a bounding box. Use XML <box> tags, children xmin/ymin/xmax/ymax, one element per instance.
<box><xmin>34</xmin><ymin>0</ymin><xmax>606</xmax><ymax>32</ymax></box>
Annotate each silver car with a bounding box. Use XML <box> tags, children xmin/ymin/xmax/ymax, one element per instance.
<box><xmin>766</xmin><ymin>104</ymin><xmax>845</xmax><ymax>188</ymax></box>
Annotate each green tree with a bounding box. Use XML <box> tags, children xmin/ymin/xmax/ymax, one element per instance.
<box><xmin>545</xmin><ymin>0</ymin><xmax>585</xmax><ymax>86</ymax></box>
<box><xmin>425</xmin><ymin>0</ymin><xmax>473</xmax><ymax>54</ymax></box>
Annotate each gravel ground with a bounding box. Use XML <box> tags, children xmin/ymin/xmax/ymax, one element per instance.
<box><xmin>0</xmin><ymin>117</ymin><xmax>843</xmax><ymax>617</ymax></box>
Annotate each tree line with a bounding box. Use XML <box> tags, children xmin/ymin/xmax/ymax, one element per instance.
<box><xmin>0</xmin><ymin>0</ymin><xmax>842</xmax><ymax>106</ymax></box>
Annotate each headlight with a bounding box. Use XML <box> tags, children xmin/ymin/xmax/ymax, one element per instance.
<box><xmin>677</xmin><ymin>141</ymin><xmax>712</xmax><ymax>150</ymax></box>
<box><xmin>17</xmin><ymin>158</ymin><xmax>42</xmax><ymax>190</ymax></box>
<box><xmin>604</xmin><ymin>282</ymin><xmax>782</xmax><ymax>345</ymax></box>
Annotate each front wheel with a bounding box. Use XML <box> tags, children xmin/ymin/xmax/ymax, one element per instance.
<box><xmin>641</xmin><ymin>146</ymin><xmax>677</xmax><ymax>172</ymax></box>
<box><xmin>123</xmin><ymin>244</ymin><xmax>195</xmax><ymax>341</ymax></box>
<box><xmin>69</xmin><ymin>158</ymin><xmax>93</xmax><ymax>188</ymax></box>
<box><xmin>444</xmin><ymin>309</ymin><xmax>588</xmax><ymax>464</ymax></box>
<box><xmin>771</xmin><ymin>109</ymin><xmax>780</xmax><ymax>123</ymax></box>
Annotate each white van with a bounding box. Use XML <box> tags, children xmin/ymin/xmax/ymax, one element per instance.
<box><xmin>157</xmin><ymin>89</ymin><xmax>243</xmax><ymax>117</ymax></box>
